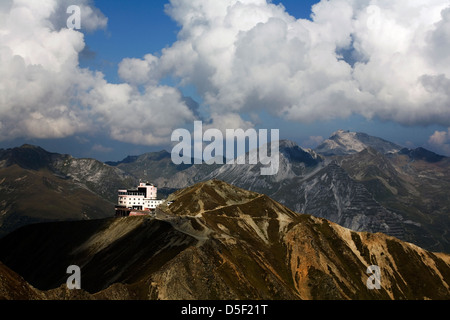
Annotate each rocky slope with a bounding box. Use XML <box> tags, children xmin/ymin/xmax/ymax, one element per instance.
<box><xmin>271</xmin><ymin>161</ymin><xmax>405</xmax><ymax>240</ymax></box>
<box><xmin>0</xmin><ymin>180</ymin><xmax>449</xmax><ymax>300</ymax></box>
<box><xmin>338</xmin><ymin>147</ymin><xmax>450</xmax><ymax>252</ymax></box>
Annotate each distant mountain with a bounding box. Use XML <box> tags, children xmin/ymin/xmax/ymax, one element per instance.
<box><xmin>105</xmin><ymin>150</ymin><xmax>192</xmax><ymax>180</ymax></box>
<box><xmin>0</xmin><ymin>144</ymin><xmax>59</xmax><ymax>171</ymax></box>
<box><xmin>1</xmin><ymin>180</ymin><xmax>449</xmax><ymax>300</ymax></box>
<box><xmin>315</xmin><ymin>130</ymin><xmax>403</xmax><ymax>156</ymax></box>
<box><xmin>51</xmin><ymin>152</ymin><xmax>135</xmax><ymax>203</ymax></box>
<box><xmin>0</xmin><ymin>163</ymin><xmax>115</xmax><ymax>238</ymax></box>
<box><xmin>147</xmin><ymin>140</ymin><xmax>324</xmax><ymax>191</ymax></box>
<box><xmin>0</xmin><ymin>144</ymin><xmax>136</xmax><ymax>202</ymax></box>
<box><xmin>0</xmin><ymin>145</ymin><xmax>135</xmax><ymax>237</ymax></box>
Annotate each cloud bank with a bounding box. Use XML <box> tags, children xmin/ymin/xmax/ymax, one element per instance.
<box><xmin>1</xmin><ymin>0</ymin><xmax>450</xmax><ymax>146</ymax></box>
<box><xmin>0</xmin><ymin>0</ymin><xmax>195</xmax><ymax>145</ymax></box>
<box><xmin>122</xmin><ymin>0</ymin><xmax>450</xmax><ymax>128</ymax></box>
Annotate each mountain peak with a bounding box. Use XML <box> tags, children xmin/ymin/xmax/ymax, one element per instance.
<box><xmin>278</xmin><ymin>140</ymin><xmax>323</xmax><ymax>167</ymax></box>
<box><xmin>316</xmin><ymin>130</ymin><xmax>402</xmax><ymax>156</ymax></box>
<box><xmin>19</xmin><ymin>144</ymin><xmax>41</xmax><ymax>150</ymax></box>
<box><xmin>0</xmin><ymin>144</ymin><xmax>55</xmax><ymax>171</ymax></box>
<box><xmin>279</xmin><ymin>139</ymin><xmax>299</xmax><ymax>149</ymax></box>
<box><xmin>332</xmin><ymin>129</ymin><xmax>350</xmax><ymax>136</ymax></box>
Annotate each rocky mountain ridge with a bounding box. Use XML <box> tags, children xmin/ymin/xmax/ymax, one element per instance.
<box><xmin>0</xmin><ymin>180</ymin><xmax>449</xmax><ymax>300</ymax></box>
<box><xmin>1</xmin><ymin>130</ymin><xmax>449</xmax><ymax>254</ymax></box>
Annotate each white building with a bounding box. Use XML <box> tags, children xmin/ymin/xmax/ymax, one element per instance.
<box><xmin>115</xmin><ymin>182</ymin><xmax>165</xmax><ymax>216</ymax></box>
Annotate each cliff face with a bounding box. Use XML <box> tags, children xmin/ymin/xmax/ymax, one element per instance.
<box><xmin>0</xmin><ymin>180</ymin><xmax>449</xmax><ymax>300</ymax></box>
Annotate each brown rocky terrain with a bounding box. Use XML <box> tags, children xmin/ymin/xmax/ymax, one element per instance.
<box><xmin>0</xmin><ymin>180</ymin><xmax>449</xmax><ymax>300</ymax></box>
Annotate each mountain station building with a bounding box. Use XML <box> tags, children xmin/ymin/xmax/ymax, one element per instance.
<box><xmin>115</xmin><ymin>182</ymin><xmax>165</xmax><ymax>217</ymax></box>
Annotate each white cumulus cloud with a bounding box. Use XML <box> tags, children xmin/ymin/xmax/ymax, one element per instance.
<box><xmin>0</xmin><ymin>0</ymin><xmax>195</xmax><ymax>146</ymax></box>
<box><xmin>2</xmin><ymin>0</ymin><xmax>450</xmax><ymax>147</ymax></box>
<box><xmin>123</xmin><ymin>0</ymin><xmax>450</xmax><ymax>129</ymax></box>
<box><xmin>428</xmin><ymin>128</ymin><xmax>450</xmax><ymax>156</ymax></box>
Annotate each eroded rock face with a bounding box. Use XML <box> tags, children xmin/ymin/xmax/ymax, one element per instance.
<box><xmin>1</xmin><ymin>180</ymin><xmax>449</xmax><ymax>300</ymax></box>
<box><xmin>285</xmin><ymin>216</ymin><xmax>450</xmax><ymax>300</ymax></box>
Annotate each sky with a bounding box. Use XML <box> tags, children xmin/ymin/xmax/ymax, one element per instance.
<box><xmin>0</xmin><ymin>0</ymin><xmax>450</xmax><ymax>161</ymax></box>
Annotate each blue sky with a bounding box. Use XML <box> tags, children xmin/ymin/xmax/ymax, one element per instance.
<box><xmin>80</xmin><ymin>0</ymin><xmax>321</xmax><ymax>88</ymax></box>
<box><xmin>1</xmin><ymin>0</ymin><xmax>449</xmax><ymax>160</ymax></box>
<box><xmin>80</xmin><ymin>0</ymin><xmax>178</xmax><ymax>83</ymax></box>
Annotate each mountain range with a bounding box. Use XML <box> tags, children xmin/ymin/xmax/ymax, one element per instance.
<box><xmin>1</xmin><ymin>130</ymin><xmax>449</xmax><ymax>255</ymax></box>
<box><xmin>107</xmin><ymin>130</ymin><xmax>450</xmax><ymax>253</ymax></box>
<box><xmin>0</xmin><ymin>129</ymin><xmax>449</xmax><ymax>300</ymax></box>
<box><xmin>0</xmin><ymin>180</ymin><xmax>449</xmax><ymax>300</ymax></box>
